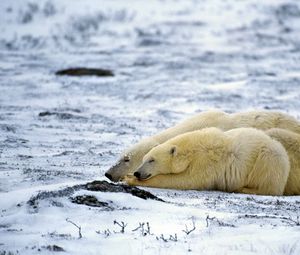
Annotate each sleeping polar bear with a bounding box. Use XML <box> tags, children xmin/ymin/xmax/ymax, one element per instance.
<box><xmin>106</xmin><ymin>110</ymin><xmax>300</xmax><ymax>182</ymax></box>
<box><xmin>125</xmin><ymin>128</ymin><xmax>291</xmax><ymax>196</ymax></box>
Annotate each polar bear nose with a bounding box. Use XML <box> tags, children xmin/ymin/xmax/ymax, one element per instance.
<box><xmin>105</xmin><ymin>172</ymin><xmax>113</xmax><ymax>181</ymax></box>
<box><xmin>134</xmin><ymin>172</ymin><xmax>141</xmax><ymax>178</ymax></box>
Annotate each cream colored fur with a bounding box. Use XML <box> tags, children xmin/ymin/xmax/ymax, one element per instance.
<box><xmin>266</xmin><ymin>128</ymin><xmax>300</xmax><ymax>195</ymax></box>
<box><xmin>106</xmin><ymin>110</ymin><xmax>300</xmax><ymax>182</ymax></box>
<box><xmin>125</xmin><ymin>128</ymin><xmax>290</xmax><ymax>196</ymax></box>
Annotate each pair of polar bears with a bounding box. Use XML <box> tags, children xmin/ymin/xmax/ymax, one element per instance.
<box><xmin>105</xmin><ymin>110</ymin><xmax>300</xmax><ymax>196</ymax></box>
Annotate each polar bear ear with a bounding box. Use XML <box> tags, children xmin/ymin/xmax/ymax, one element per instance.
<box><xmin>170</xmin><ymin>146</ymin><xmax>177</xmax><ymax>157</ymax></box>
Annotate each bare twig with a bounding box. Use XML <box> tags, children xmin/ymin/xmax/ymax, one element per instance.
<box><xmin>182</xmin><ymin>219</ymin><xmax>196</xmax><ymax>235</ymax></box>
<box><xmin>146</xmin><ymin>222</ymin><xmax>151</xmax><ymax>235</ymax></box>
<box><xmin>96</xmin><ymin>229</ymin><xmax>112</xmax><ymax>237</ymax></box>
<box><xmin>241</xmin><ymin>214</ymin><xmax>300</xmax><ymax>226</ymax></box>
<box><xmin>206</xmin><ymin>215</ymin><xmax>235</xmax><ymax>228</ymax></box>
<box><xmin>169</xmin><ymin>233</ymin><xmax>178</xmax><ymax>242</ymax></box>
<box><xmin>66</xmin><ymin>218</ymin><xmax>82</xmax><ymax>239</ymax></box>
<box><xmin>206</xmin><ymin>215</ymin><xmax>215</xmax><ymax>227</ymax></box>
<box><xmin>156</xmin><ymin>234</ymin><xmax>168</xmax><ymax>242</ymax></box>
<box><xmin>104</xmin><ymin>229</ymin><xmax>112</xmax><ymax>237</ymax></box>
<box><xmin>114</xmin><ymin>220</ymin><xmax>127</xmax><ymax>233</ymax></box>
<box><xmin>132</xmin><ymin>222</ymin><xmax>144</xmax><ymax>232</ymax></box>
<box><xmin>132</xmin><ymin>222</ymin><xmax>151</xmax><ymax>236</ymax></box>
<box><xmin>156</xmin><ymin>233</ymin><xmax>178</xmax><ymax>242</ymax></box>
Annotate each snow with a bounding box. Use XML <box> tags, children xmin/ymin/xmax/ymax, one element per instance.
<box><xmin>1</xmin><ymin>0</ymin><xmax>300</xmax><ymax>254</ymax></box>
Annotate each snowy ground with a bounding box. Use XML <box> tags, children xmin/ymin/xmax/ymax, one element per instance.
<box><xmin>1</xmin><ymin>0</ymin><xmax>300</xmax><ymax>254</ymax></box>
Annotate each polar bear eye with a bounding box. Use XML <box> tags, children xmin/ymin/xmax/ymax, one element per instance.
<box><xmin>148</xmin><ymin>158</ymin><xmax>155</xmax><ymax>163</ymax></box>
<box><xmin>124</xmin><ymin>156</ymin><xmax>130</xmax><ymax>162</ymax></box>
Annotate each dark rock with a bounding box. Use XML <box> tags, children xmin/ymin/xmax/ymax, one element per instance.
<box><xmin>18</xmin><ymin>154</ymin><xmax>33</xmax><ymax>159</ymax></box>
<box><xmin>55</xmin><ymin>68</ymin><xmax>114</xmax><ymax>77</ymax></box>
<box><xmin>38</xmin><ymin>111</ymin><xmax>55</xmax><ymax>117</ymax></box>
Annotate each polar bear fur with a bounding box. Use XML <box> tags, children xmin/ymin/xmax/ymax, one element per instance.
<box><xmin>266</xmin><ymin>128</ymin><xmax>300</xmax><ymax>195</ymax></box>
<box><xmin>125</xmin><ymin>128</ymin><xmax>290</xmax><ymax>196</ymax></box>
<box><xmin>106</xmin><ymin>110</ymin><xmax>300</xmax><ymax>182</ymax></box>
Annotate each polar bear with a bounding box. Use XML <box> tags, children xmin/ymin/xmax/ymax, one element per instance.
<box><xmin>266</xmin><ymin>128</ymin><xmax>300</xmax><ymax>195</ymax></box>
<box><xmin>125</xmin><ymin>128</ymin><xmax>290</xmax><ymax>196</ymax></box>
<box><xmin>105</xmin><ymin>110</ymin><xmax>300</xmax><ymax>182</ymax></box>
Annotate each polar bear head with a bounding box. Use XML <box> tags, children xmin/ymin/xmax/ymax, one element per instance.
<box><xmin>105</xmin><ymin>137</ymin><xmax>159</xmax><ymax>182</ymax></box>
<box><xmin>133</xmin><ymin>143</ymin><xmax>188</xmax><ymax>180</ymax></box>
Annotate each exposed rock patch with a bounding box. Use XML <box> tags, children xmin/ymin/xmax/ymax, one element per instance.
<box><xmin>43</xmin><ymin>245</ymin><xmax>65</xmax><ymax>252</ymax></box>
<box><xmin>85</xmin><ymin>180</ymin><xmax>164</xmax><ymax>201</ymax></box>
<box><xmin>55</xmin><ymin>68</ymin><xmax>114</xmax><ymax>77</ymax></box>
<box><xmin>38</xmin><ymin>111</ymin><xmax>87</xmax><ymax>120</ymax></box>
<box><xmin>27</xmin><ymin>180</ymin><xmax>163</xmax><ymax>212</ymax></box>
<box><xmin>70</xmin><ymin>195</ymin><xmax>113</xmax><ymax>209</ymax></box>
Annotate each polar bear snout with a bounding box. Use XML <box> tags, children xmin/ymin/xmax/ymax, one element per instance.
<box><xmin>133</xmin><ymin>171</ymin><xmax>141</xmax><ymax>178</ymax></box>
<box><xmin>105</xmin><ymin>167</ymin><xmax>123</xmax><ymax>182</ymax></box>
<box><xmin>105</xmin><ymin>172</ymin><xmax>113</xmax><ymax>181</ymax></box>
<box><xmin>134</xmin><ymin>169</ymin><xmax>152</xmax><ymax>180</ymax></box>
<box><xmin>105</xmin><ymin>160</ymin><xmax>128</xmax><ymax>182</ymax></box>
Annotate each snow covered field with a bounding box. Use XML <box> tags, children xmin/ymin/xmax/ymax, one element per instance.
<box><xmin>1</xmin><ymin>0</ymin><xmax>300</xmax><ymax>254</ymax></box>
